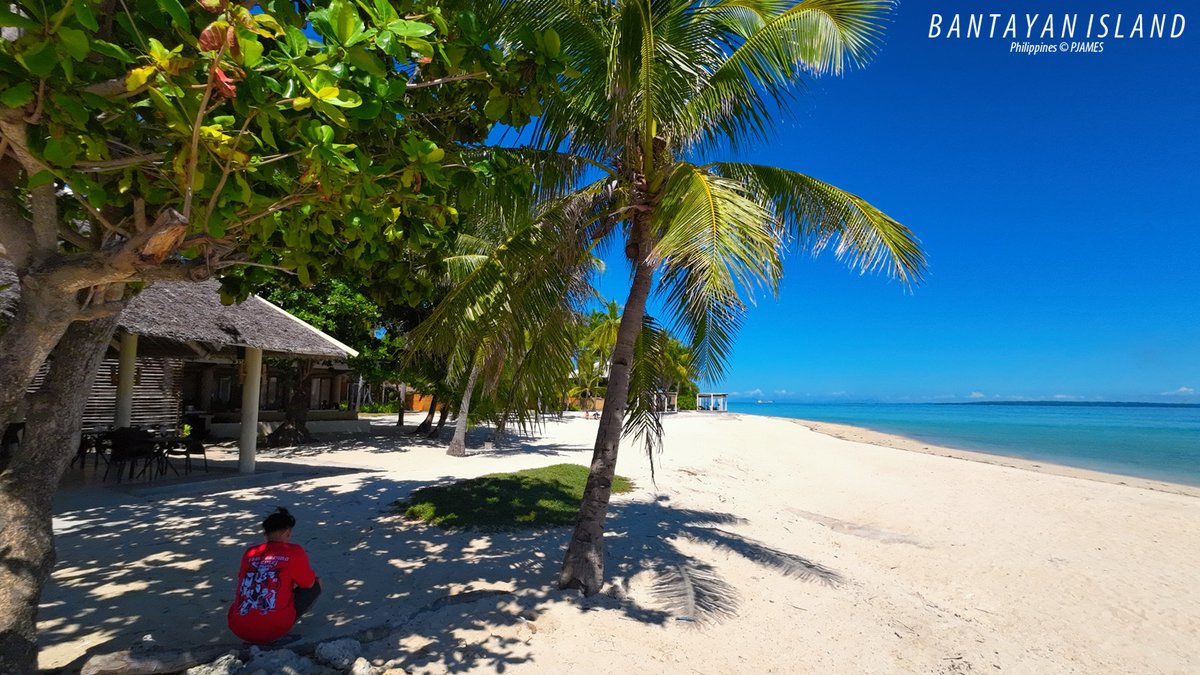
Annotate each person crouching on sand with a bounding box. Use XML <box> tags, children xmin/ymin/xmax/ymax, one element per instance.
<box><xmin>227</xmin><ymin>507</ymin><xmax>321</xmax><ymax>644</ymax></box>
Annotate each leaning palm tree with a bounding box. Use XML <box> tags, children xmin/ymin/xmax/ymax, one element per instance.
<box><xmin>498</xmin><ymin>0</ymin><xmax>926</xmax><ymax>594</ymax></box>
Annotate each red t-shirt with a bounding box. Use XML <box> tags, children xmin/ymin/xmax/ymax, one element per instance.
<box><xmin>226</xmin><ymin>541</ymin><xmax>317</xmax><ymax>644</ymax></box>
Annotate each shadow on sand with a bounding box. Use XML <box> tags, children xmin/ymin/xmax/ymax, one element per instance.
<box><xmin>40</xmin><ymin>437</ymin><xmax>839</xmax><ymax>673</ymax></box>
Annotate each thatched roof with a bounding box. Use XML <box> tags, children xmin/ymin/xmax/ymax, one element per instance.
<box><xmin>0</xmin><ymin>260</ymin><xmax>356</xmax><ymax>360</ymax></box>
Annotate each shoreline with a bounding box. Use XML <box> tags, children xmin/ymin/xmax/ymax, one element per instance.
<box><xmin>43</xmin><ymin>413</ymin><xmax>1200</xmax><ymax>673</ymax></box>
<box><xmin>726</xmin><ymin>412</ymin><xmax>1200</xmax><ymax>499</ymax></box>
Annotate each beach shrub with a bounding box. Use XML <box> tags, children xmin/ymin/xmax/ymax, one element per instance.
<box><xmin>360</xmin><ymin>401</ymin><xmax>399</xmax><ymax>414</ymax></box>
<box><xmin>398</xmin><ymin>464</ymin><xmax>633</xmax><ymax>529</ymax></box>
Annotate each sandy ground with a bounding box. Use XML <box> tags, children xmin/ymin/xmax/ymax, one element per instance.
<box><xmin>41</xmin><ymin>412</ymin><xmax>1200</xmax><ymax>674</ymax></box>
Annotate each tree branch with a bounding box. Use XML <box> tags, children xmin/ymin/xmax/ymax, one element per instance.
<box><xmin>29</xmin><ymin>183</ymin><xmax>59</xmax><ymax>257</ymax></box>
<box><xmin>407</xmin><ymin>72</ymin><xmax>489</xmax><ymax>89</ymax></box>
<box><xmin>0</xmin><ymin>161</ymin><xmax>34</xmax><ymax>270</ymax></box>
<box><xmin>74</xmin><ymin>153</ymin><xmax>165</xmax><ymax>172</ymax></box>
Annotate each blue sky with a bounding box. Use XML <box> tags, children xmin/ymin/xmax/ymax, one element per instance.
<box><xmin>595</xmin><ymin>1</ymin><xmax>1200</xmax><ymax>403</ymax></box>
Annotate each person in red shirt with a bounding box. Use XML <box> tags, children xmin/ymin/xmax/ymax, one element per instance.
<box><xmin>227</xmin><ymin>507</ymin><xmax>322</xmax><ymax>644</ymax></box>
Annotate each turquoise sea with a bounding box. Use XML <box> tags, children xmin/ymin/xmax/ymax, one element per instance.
<box><xmin>726</xmin><ymin>402</ymin><xmax>1200</xmax><ymax>487</ymax></box>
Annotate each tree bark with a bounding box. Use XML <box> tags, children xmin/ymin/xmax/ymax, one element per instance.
<box><xmin>395</xmin><ymin>382</ymin><xmax>406</xmax><ymax>428</ymax></box>
<box><xmin>428</xmin><ymin>403</ymin><xmax>450</xmax><ymax>438</ymax></box>
<box><xmin>409</xmin><ymin>395</ymin><xmax>438</xmax><ymax>435</ymax></box>
<box><xmin>0</xmin><ymin>313</ymin><xmax>119</xmax><ymax>674</ymax></box>
<box><xmin>0</xmin><ymin>280</ymin><xmax>80</xmax><ymax>435</ymax></box>
<box><xmin>447</xmin><ymin>357</ymin><xmax>482</xmax><ymax>457</ymax></box>
<box><xmin>558</xmin><ymin>247</ymin><xmax>656</xmax><ymax>595</ymax></box>
<box><xmin>266</xmin><ymin>361</ymin><xmax>314</xmax><ymax>447</ymax></box>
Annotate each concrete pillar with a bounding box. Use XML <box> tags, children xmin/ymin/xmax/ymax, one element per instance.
<box><xmin>115</xmin><ymin>332</ymin><xmax>138</xmax><ymax>427</ymax></box>
<box><xmin>239</xmin><ymin>347</ymin><xmax>263</xmax><ymax>474</ymax></box>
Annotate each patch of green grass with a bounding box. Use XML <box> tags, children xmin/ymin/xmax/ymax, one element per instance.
<box><xmin>398</xmin><ymin>463</ymin><xmax>634</xmax><ymax>530</ymax></box>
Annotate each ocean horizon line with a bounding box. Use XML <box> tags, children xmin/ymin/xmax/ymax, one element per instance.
<box><xmin>726</xmin><ymin>399</ymin><xmax>1200</xmax><ymax>408</ymax></box>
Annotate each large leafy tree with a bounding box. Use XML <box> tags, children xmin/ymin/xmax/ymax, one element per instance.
<box><xmin>0</xmin><ymin>0</ymin><xmax>560</xmax><ymax>669</ymax></box>
<box><xmin>499</xmin><ymin>0</ymin><xmax>927</xmax><ymax>594</ymax></box>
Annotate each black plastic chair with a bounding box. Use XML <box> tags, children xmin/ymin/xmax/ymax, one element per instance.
<box><xmin>102</xmin><ymin>428</ymin><xmax>161</xmax><ymax>483</ymax></box>
<box><xmin>162</xmin><ymin>437</ymin><xmax>208</xmax><ymax>475</ymax></box>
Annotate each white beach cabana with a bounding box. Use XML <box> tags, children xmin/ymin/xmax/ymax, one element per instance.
<box><xmin>696</xmin><ymin>392</ymin><xmax>728</xmax><ymax>412</ymax></box>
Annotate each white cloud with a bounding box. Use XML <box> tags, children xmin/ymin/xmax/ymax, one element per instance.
<box><xmin>1162</xmin><ymin>386</ymin><xmax>1195</xmax><ymax>395</ymax></box>
<box><xmin>744</xmin><ymin>388</ymin><xmax>763</xmax><ymax>398</ymax></box>
<box><xmin>829</xmin><ymin>391</ymin><xmax>847</xmax><ymax>397</ymax></box>
<box><xmin>968</xmin><ymin>391</ymin><xmax>985</xmax><ymax>399</ymax></box>
<box><xmin>774</xmin><ymin>389</ymin><xmax>789</xmax><ymax>396</ymax></box>
<box><xmin>1053</xmin><ymin>394</ymin><xmax>1079</xmax><ymax>401</ymax></box>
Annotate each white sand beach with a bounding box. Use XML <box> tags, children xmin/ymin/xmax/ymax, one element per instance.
<box><xmin>43</xmin><ymin>412</ymin><xmax>1200</xmax><ymax>673</ymax></box>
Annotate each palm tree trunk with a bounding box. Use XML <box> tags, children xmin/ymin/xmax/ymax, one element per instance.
<box><xmin>395</xmin><ymin>382</ymin><xmax>406</xmax><ymax>427</ymax></box>
<box><xmin>559</xmin><ymin>253</ymin><xmax>655</xmax><ymax>595</ymax></box>
<box><xmin>447</xmin><ymin>355</ymin><xmax>482</xmax><ymax>457</ymax></box>
<box><xmin>0</xmin><ymin>313</ymin><xmax>119</xmax><ymax>674</ymax></box>
<box><xmin>428</xmin><ymin>403</ymin><xmax>451</xmax><ymax>438</ymax></box>
<box><xmin>410</xmin><ymin>395</ymin><xmax>438</xmax><ymax>435</ymax></box>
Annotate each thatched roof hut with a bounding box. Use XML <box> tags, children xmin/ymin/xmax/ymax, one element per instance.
<box><xmin>0</xmin><ymin>261</ymin><xmax>355</xmax><ymax>359</ymax></box>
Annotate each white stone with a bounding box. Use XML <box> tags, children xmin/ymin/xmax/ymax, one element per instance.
<box><xmin>349</xmin><ymin>656</ymin><xmax>380</xmax><ymax>675</ymax></box>
<box><xmin>186</xmin><ymin>653</ymin><xmax>243</xmax><ymax>675</ymax></box>
<box><xmin>314</xmin><ymin>638</ymin><xmax>362</xmax><ymax>670</ymax></box>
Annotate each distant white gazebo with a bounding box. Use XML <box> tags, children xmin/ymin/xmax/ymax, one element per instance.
<box><xmin>696</xmin><ymin>392</ymin><xmax>728</xmax><ymax>412</ymax></box>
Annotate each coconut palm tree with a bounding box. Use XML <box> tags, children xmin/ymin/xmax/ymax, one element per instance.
<box><xmin>493</xmin><ymin>0</ymin><xmax>926</xmax><ymax>594</ymax></box>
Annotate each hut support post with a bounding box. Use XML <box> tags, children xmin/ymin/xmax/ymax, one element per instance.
<box><xmin>238</xmin><ymin>347</ymin><xmax>263</xmax><ymax>474</ymax></box>
<box><xmin>114</xmin><ymin>332</ymin><xmax>138</xmax><ymax>428</ymax></box>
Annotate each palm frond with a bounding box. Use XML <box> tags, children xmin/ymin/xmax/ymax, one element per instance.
<box><xmin>713</xmin><ymin>162</ymin><xmax>925</xmax><ymax>284</ymax></box>
<box><xmin>681</xmin><ymin>0</ymin><xmax>894</xmax><ymax>152</ymax></box>
<box><xmin>623</xmin><ymin>316</ymin><xmax>673</xmax><ymax>482</ymax></box>
<box><xmin>653</xmin><ymin>163</ymin><xmax>784</xmax><ymax>380</ymax></box>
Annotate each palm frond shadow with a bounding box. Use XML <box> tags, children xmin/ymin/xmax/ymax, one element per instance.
<box><xmin>606</xmin><ymin>500</ymin><xmax>842</xmax><ymax>626</ymax></box>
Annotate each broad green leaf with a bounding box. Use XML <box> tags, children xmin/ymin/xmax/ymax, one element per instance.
<box><xmin>314</xmin><ymin>99</ymin><xmax>347</xmax><ymax>127</ymax></box>
<box><xmin>158</xmin><ymin>0</ymin><xmax>190</xmax><ymax>29</ymax></box>
<box><xmin>284</xmin><ymin>26</ymin><xmax>309</xmax><ymax>55</ymax></box>
<box><xmin>372</xmin><ymin>0</ymin><xmax>398</xmax><ymax>23</ymax></box>
<box><xmin>326</xmin><ymin>89</ymin><xmax>362</xmax><ymax>108</ymax></box>
<box><xmin>0</xmin><ymin>82</ymin><xmax>35</xmax><ymax>108</ymax></box>
<box><xmin>0</xmin><ymin>7</ymin><xmax>39</xmax><ymax>30</ymax></box>
<box><xmin>27</xmin><ymin>170</ymin><xmax>55</xmax><ymax>189</ymax></box>
<box><xmin>238</xmin><ymin>36</ymin><xmax>264</xmax><ymax>68</ymax></box>
<box><xmin>333</xmin><ymin>0</ymin><xmax>364</xmax><ymax>44</ymax></box>
<box><xmin>346</xmin><ymin>99</ymin><xmax>382</xmax><ymax>119</ymax></box>
<box><xmin>58</xmin><ymin>27</ymin><xmax>90</xmax><ymax>61</ymax></box>
<box><xmin>483</xmin><ymin>95</ymin><xmax>508</xmax><ymax>121</ymax></box>
<box><xmin>387</xmin><ymin>19</ymin><xmax>434</xmax><ymax>38</ymax></box>
<box><xmin>377</xmin><ymin>31</ymin><xmax>405</xmax><ymax>60</ymax></box>
<box><xmin>346</xmin><ymin>47</ymin><xmax>387</xmax><ymax>78</ymax></box>
<box><xmin>53</xmin><ymin>94</ymin><xmax>90</xmax><ymax>125</ymax></box>
<box><xmin>74</xmin><ymin>1</ymin><xmax>99</xmax><ymax>31</ymax></box>
<box><xmin>252</xmin><ymin>13</ymin><xmax>285</xmax><ymax>37</ymax></box>
<box><xmin>92</xmin><ymin>39</ymin><xmax>134</xmax><ymax>63</ymax></box>
<box><xmin>17</xmin><ymin>41</ymin><xmax>58</xmax><ymax>78</ymax></box>
<box><xmin>402</xmin><ymin>37</ymin><xmax>434</xmax><ymax>58</ymax></box>
<box><xmin>43</xmin><ymin>138</ymin><xmax>80</xmax><ymax>167</ymax></box>
<box><xmin>543</xmin><ymin>29</ymin><xmax>560</xmax><ymax>57</ymax></box>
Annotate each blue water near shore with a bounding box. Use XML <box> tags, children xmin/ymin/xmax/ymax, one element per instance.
<box><xmin>726</xmin><ymin>402</ymin><xmax>1200</xmax><ymax>487</ymax></box>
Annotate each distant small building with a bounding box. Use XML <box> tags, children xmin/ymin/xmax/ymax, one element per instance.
<box><xmin>696</xmin><ymin>392</ymin><xmax>728</xmax><ymax>412</ymax></box>
<box><xmin>4</xmin><ymin>263</ymin><xmax>363</xmax><ymax>473</ymax></box>
<box><xmin>653</xmin><ymin>390</ymin><xmax>679</xmax><ymax>413</ymax></box>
